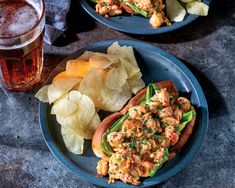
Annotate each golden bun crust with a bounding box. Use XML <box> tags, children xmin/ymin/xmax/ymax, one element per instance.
<box><xmin>92</xmin><ymin>112</ymin><xmax>122</xmax><ymax>160</ymax></box>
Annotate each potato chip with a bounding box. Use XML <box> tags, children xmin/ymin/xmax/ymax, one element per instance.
<box><xmin>56</xmin><ymin>110</ymin><xmax>85</xmax><ymax>135</ymax></box>
<box><xmin>61</xmin><ymin>125</ymin><xmax>84</xmax><ymax>154</ymax></box>
<box><xmin>107</xmin><ymin>42</ymin><xmax>138</xmax><ymax>66</ymax></box>
<box><xmin>48</xmin><ymin>77</ymin><xmax>80</xmax><ymax>104</ymax></box>
<box><xmin>120</xmin><ymin>58</ymin><xmax>140</xmax><ymax>79</ymax></box>
<box><xmin>66</xmin><ymin>59</ymin><xmax>92</xmax><ymax>78</ymax></box>
<box><xmin>107</xmin><ymin>42</ymin><xmax>119</xmax><ymax>55</ymax></box>
<box><xmin>77</xmin><ymin>94</ymin><xmax>96</xmax><ymax>127</ymax></box>
<box><xmin>78</xmin><ymin>51</ymin><xmax>94</xmax><ymax>61</ymax></box>
<box><xmin>121</xmin><ymin>46</ymin><xmax>138</xmax><ymax>66</ymax></box>
<box><xmin>77</xmin><ymin>112</ymin><xmax>101</xmax><ymax>139</ymax></box>
<box><xmin>127</xmin><ymin>78</ymin><xmax>146</xmax><ymax>94</ymax></box>
<box><xmin>35</xmin><ymin>85</ymin><xmax>49</xmax><ymax>103</ymax></box>
<box><xmin>51</xmin><ymin>98</ymin><xmax>77</xmax><ymax>117</ymax></box>
<box><xmin>58</xmin><ymin>93</ymin><xmax>97</xmax><ymax>139</ymax></box>
<box><xmin>186</xmin><ymin>1</ymin><xmax>209</xmax><ymax>16</ymax></box>
<box><xmin>52</xmin><ymin>71</ymin><xmax>68</xmax><ymax>83</ymax></box>
<box><xmin>130</xmin><ymin>71</ymin><xmax>142</xmax><ymax>80</ymax></box>
<box><xmin>56</xmin><ymin>113</ymin><xmax>78</xmax><ymax>129</ymax></box>
<box><xmin>68</xmin><ymin>90</ymin><xmax>82</xmax><ymax>104</ymax></box>
<box><xmin>166</xmin><ymin>0</ymin><xmax>186</xmax><ymax>22</ymax></box>
<box><xmin>105</xmin><ymin>63</ymin><xmax>128</xmax><ymax>91</ymax></box>
<box><xmin>78</xmin><ymin>69</ymin><xmax>103</xmax><ymax>105</ymax></box>
<box><xmin>97</xmin><ymin>83</ymin><xmax>131</xmax><ymax>112</ymax></box>
<box><xmin>89</xmin><ymin>52</ymin><xmax>119</xmax><ymax>69</ymax></box>
<box><xmin>87</xmin><ymin>112</ymin><xmax>101</xmax><ymax>135</ymax></box>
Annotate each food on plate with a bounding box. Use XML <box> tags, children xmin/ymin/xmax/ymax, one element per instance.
<box><xmin>90</xmin><ymin>0</ymin><xmax>209</xmax><ymax>28</ymax></box>
<box><xmin>186</xmin><ymin>1</ymin><xmax>209</xmax><ymax>16</ymax></box>
<box><xmin>92</xmin><ymin>81</ymin><xmax>196</xmax><ymax>185</ymax></box>
<box><xmin>35</xmin><ymin>42</ymin><xmax>145</xmax><ymax>154</ymax></box>
<box><xmin>51</xmin><ymin>90</ymin><xmax>100</xmax><ymax>154</ymax></box>
<box><xmin>166</xmin><ymin>0</ymin><xmax>186</xmax><ymax>22</ymax></box>
<box><xmin>61</xmin><ymin>125</ymin><xmax>84</xmax><ymax>154</ymax></box>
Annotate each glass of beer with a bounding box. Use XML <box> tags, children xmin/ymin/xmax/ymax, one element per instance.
<box><xmin>0</xmin><ymin>0</ymin><xmax>45</xmax><ymax>91</ymax></box>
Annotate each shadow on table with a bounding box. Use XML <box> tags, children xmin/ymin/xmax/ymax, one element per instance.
<box><xmin>53</xmin><ymin>0</ymin><xmax>96</xmax><ymax>47</ymax></box>
<box><xmin>178</xmin><ymin>58</ymin><xmax>228</xmax><ymax>119</ymax></box>
<box><xmin>129</xmin><ymin>0</ymin><xmax>234</xmax><ymax>43</ymax></box>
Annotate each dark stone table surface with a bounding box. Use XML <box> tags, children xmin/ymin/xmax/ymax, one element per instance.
<box><xmin>0</xmin><ymin>0</ymin><xmax>234</xmax><ymax>187</ymax></box>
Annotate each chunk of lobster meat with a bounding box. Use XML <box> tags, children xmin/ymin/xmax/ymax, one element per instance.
<box><xmin>170</xmin><ymin>132</ymin><xmax>179</xmax><ymax>145</ymax></box>
<box><xmin>159</xmin><ymin>137</ymin><xmax>171</xmax><ymax>148</ymax></box>
<box><xmin>164</xmin><ymin>126</ymin><xmax>179</xmax><ymax>145</ymax></box>
<box><xmin>161</xmin><ymin>117</ymin><xmax>179</xmax><ymax>127</ymax></box>
<box><xmin>154</xmin><ymin>88</ymin><xmax>170</xmax><ymax>106</ymax></box>
<box><xmin>173</xmin><ymin>106</ymin><xmax>183</xmax><ymax>121</ymax></box>
<box><xmin>135</xmin><ymin>161</ymin><xmax>154</xmax><ymax>177</ymax></box>
<box><xmin>158</xmin><ymin>107</ymin><xmax>173</xmax><ymax>119</ymax></box>
<box><xmin>128</xmin><ymin>104</ymin><xmax>148</xmax><ymax>119</ymax></box>
<box><xmin>177</xmin><ymin>97</ymin><xmax>191</xmax><ymax>112</ymax></box>
<box><xmin>150</xmin><ymin>148</ymin><xmax>165</xmax><ymax>162</ymax></box>
<box><xmin>97</xmin><ymin>159</ymin><xmax>109</xmax><ymax>176</ymax></box>
<box><xmin>149</xmin><ymin>12</ymin><xmax>164</xmax><ymax>28</ymax></box>
<box><xmin>122</xmin><ymin>119</ymin><xmax>143</xmax><ymax>138</ymax></box>
<box><xmin>107</xmin><ymin>131</ymin><xmax>125</xmax><ymax>150</ymax></box>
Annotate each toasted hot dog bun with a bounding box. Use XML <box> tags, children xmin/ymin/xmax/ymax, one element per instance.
<box><xmin>170</xmin><ymin>106</ymin><xmax>196</xmax><ymax>155</ymax></box>
<box><xmin>92</xmin><ymin>80</ymin><xmax>196</xmax><ymax>161</ymax></box>
<box><xmin>120</xmin><ymin>3</ymin><xmax>138</xmax><ymax>14</ymax></box>
<box><xmin>92</xmin><ymin>112</ymin><xmax>122</xmax><ymax>160</ymax></box>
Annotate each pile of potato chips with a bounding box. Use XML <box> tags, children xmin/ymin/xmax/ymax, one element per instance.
<box><xmin>35</xmin><ymin>42</ymin><xmax>145</xmax><ymax>154</ymax></box>
<box><xmin>166</xmin><ymin>0</ymin><xmax>209</xmax><ymax>22</ymax></box>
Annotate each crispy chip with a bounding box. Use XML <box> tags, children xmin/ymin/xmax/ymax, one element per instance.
<box><xmin>77</xmin><ymin>94</ymin><xmax>96</xmax><ymax>127</ymax></box>
<box><xmin>78</xmin><ymin>51</ymin><xmax>94</xmax><ymax>61</ymax></box>
<box><xmin>77</xmin><ymin>112</ymin><xmax>101</xmax><ymax>139</ymax></box>
<box><xmin>66</xmin><ymin>59</ymin><xmax>92</xmax><ymax>78</ymax></box>
<box><xmin>128</xmin><ymin>78</ymin><xmax>146</xmax><ymax>94</ymax></box>
<box><xmin>121</xmin><ymin>46</ymin><xmax>138</xmax><ymax>66</ymax></box>
<box><xmin>97</xmin><ymin>83</ymin><xmax>131</xmax><ymax>112</ymax></box>
<box><xmin>51</xmin><ymin>98</ymin><xmax>77</xmax><ymax>117</ymax></box>
<box><xmin>130</xmin><ymin>71</ymin><xmax>142</xmax><ymax>79</ymax></box>
<box><xmin>107</xmin><ymin>42</ymin><xmax>138</xmax><ymax>66</ymax></box>
<box><xmin>35</xmin><ymin>85</ymin><xmax>49</xmax><ymax>103</ymax></box>
<box><xmin>48</xmin><ymin>77</ymin><xmax>80</xmax><ymax>104</ymax></box>
<box><xmin>56</xmin><ymin>113</ymin><xmax>78</xmax><ymax>129</ymax></box>
<box><xmin>121</xmin><ymin>58</ymin><xmax>140</xmax><ymax>79</ymax></box>
<box><xmin>87</xmin><ymin>112</ymin><xmax>101</xmax><ymax>135</ymax></box>
<box><xmin>89</xmin><ymin>52</ymin><xmax>119</xmax><ymax>69</ymax></box>
<box><xmin>166</xmin><ymin>0</ymin><xmax>186</xmax><ymax>22</ymax></box>
<box><xmin>56</xmin><ymin>113</ymin><xmax>80</xmax><ymax>134</ymax></box>
<box><xmin>68</xmin><ymin>90</ymin><xmax>82</xmax><ymax>104</ymax></box>
<box><xmin>186</xmin><ymin>1</ymin><xmax>209</xmax><ymax>16</ymax></box>
<box><xmin>78</xmin><ymin>69</ymin><xmax>103</xmax><ymax>106</ymax></box>
<box><xmin>52</xmin><ymin>71</ymin><xmax>68</xmax><ymax>83</ymax></box>
<box><xmin>61</xmin><ymin>125</ymin><xmax>84</xmax><ymax>154</ymax></box>
<box><xmin>105</xmin><ymin>63</ymin><xmax>128</xmax><ymax>91</ymax></box>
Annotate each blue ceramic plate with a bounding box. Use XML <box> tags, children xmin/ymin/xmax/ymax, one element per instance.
<box><xmin>79</xmin><ymin>0</ymin><xmax>211</xmax><ymax>34</ymax></box>
<box><xmin>39</xmin><ymin>40</ymin><xmax>208</xmax><ymax>187</ymax></box>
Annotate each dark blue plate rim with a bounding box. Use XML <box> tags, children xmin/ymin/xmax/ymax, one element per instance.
<box><xmin>39</xmin><ymin>40</ymin><xmax>209</xmax><ymax>187</ymax></box>
<box><xmin>79</xmin><ymin>0</ymin><xmax>212</xmax><ymax>35</ymax></box>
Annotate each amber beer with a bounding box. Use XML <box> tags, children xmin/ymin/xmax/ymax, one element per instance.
<box><xmin>0</xmin><ymin>0</ymin><xmax>45</xmax><ymax>91</ymax></box>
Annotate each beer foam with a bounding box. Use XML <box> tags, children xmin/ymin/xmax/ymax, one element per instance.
<box><xmin>0</xmin><ymin>2</ymin><xmax>39</xmax><ymax>37</ymax></box>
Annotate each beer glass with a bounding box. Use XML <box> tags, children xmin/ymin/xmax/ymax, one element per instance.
<box><xmin>0</xmin><ymin>0</ymin><xmax>45</xmax><ymax>91</ymax></box>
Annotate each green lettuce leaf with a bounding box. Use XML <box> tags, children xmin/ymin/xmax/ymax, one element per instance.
<box><xmin>175</xmin><ymin>109</ymin><xmax>196</xmax><ymax>133</ymax></box>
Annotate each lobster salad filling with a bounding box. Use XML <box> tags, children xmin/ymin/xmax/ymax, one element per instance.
<box><xmin>94</xmin><ymin>0</ymin><xmax>171</xmax><ymax>28</ymax></box>
<box><xmin>96</xmin><ymin>83</ymin><xmax>196</xmax><ymax>185</ymax></box>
